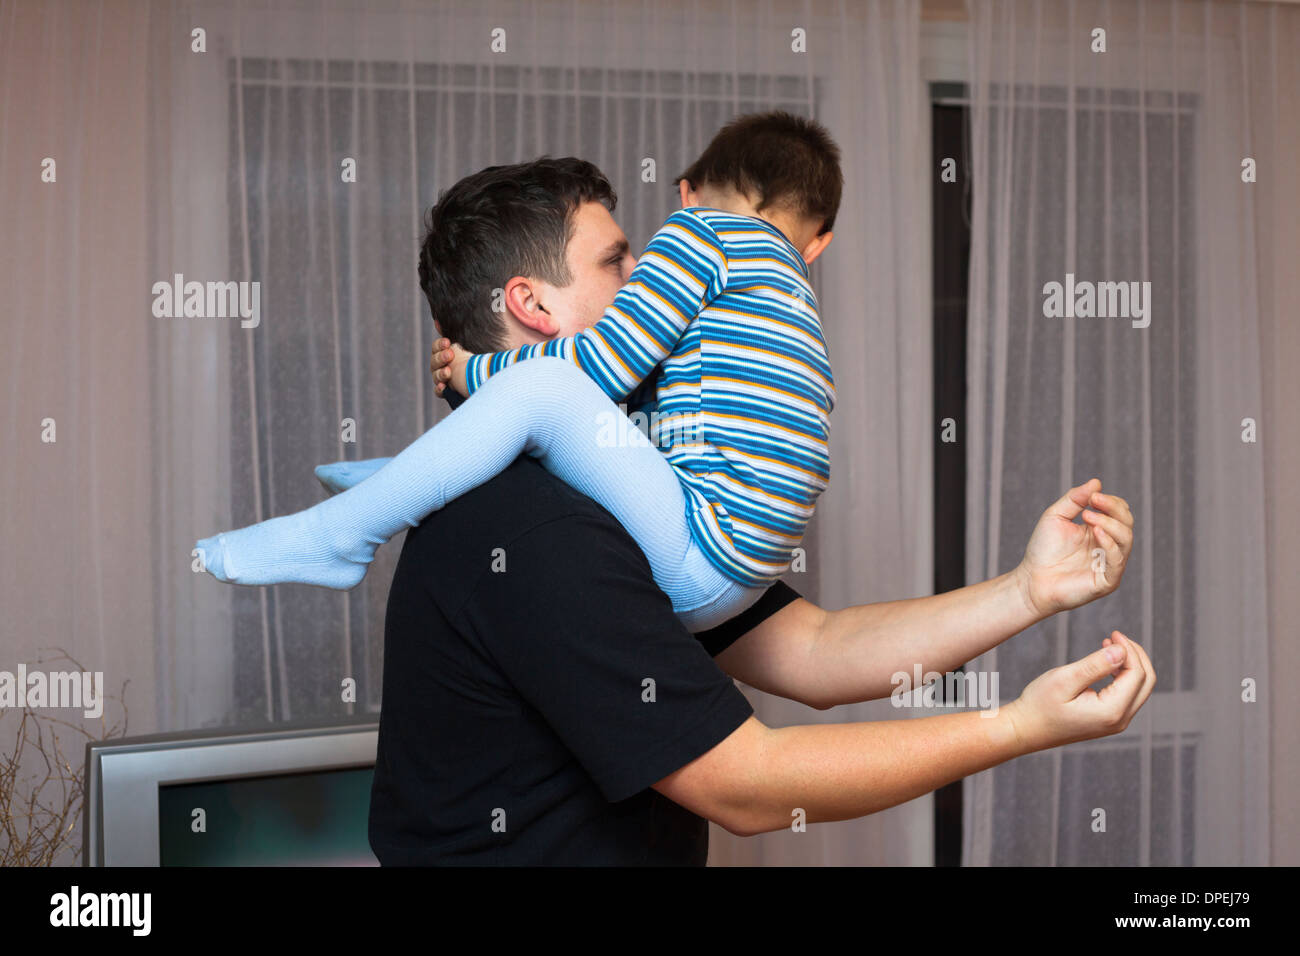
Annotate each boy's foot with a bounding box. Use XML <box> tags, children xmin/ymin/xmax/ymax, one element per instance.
<box><xmin>194</xmin><ymin>504</ymin><xmax>374</xmax><ymax>590</ymax></box>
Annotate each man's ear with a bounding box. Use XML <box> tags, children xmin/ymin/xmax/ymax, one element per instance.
<box><xmin>501</xmin><ymin>275</ymin><xmax>559</xmax><ymax>337</ymax></box>
<box><xmin>800</xmin><ymin>230</ymin><xmax>833</xmax><ymax>267</ymax></box>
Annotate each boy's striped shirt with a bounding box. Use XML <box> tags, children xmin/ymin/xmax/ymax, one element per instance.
<box><xmin>465</xmin><ymin>206</ymin><xmax>834</xmax><ymax>587</ymax></box>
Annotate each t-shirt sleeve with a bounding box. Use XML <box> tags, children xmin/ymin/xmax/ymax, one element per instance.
<box><xmin>692</xmin><ymin>579</ymin><xmax>804</xmax><ymax>657</ymax></box>
<box><xmin>454</xmin><ymin>512</ymin><xmax>753</xmax><ymax>804</ymax></box>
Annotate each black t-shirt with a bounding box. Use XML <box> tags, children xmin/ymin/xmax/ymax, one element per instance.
<box><xmin>368</xmin><ymin>454</ymin><xmax>801</xmax><ymax>865</ymax></box>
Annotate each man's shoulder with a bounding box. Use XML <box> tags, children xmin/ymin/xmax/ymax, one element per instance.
<box><xmin>446</xmin><ymin>455</ymin><xmax>623</xmax><ymax>535</ymax></box>
<box><xmin>394</xmin><ymin>456</ymin><xmax>636</xmax><ymax>600</ymax></box>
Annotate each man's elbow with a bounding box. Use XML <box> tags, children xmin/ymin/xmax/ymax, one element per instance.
<box><xmin>719</xmin><ymin>804</ymin><xmax>780</xmax><ymax>838</ymax></box>
<box><xmin>703</xmin><ymin>792</ymin><xmax>767</xmax><ymax>838</ymax></box>
<box><xmin>715</xmin><ymin>811</ymin><xmax>758</xmax><ymax>838</ymax></box>
<box><xmin>783</xmin><ymin>685</ymin><xmax>835</xmax><ymax>712</ymax></box>
<box><xmin>653</xmin><ymin>715</ymin><xmax>775</xmax><ymax>838</ymax></box>
<box><xmin>707</xmin><ymin>730</ymin><xmax>784</xmax><ymax>837</ymax></box>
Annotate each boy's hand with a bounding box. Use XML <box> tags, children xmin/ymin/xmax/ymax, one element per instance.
<box><xmin>1002</xmin><ymin>631</ymin><xmax>1155</xmax><ymax>754</ymax></box>
<box><xmin>430</xmin><ymin>337</ymin><xmax>471</xmax><ymax>398</ymax></box>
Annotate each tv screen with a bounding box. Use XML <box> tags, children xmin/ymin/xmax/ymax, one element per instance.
<box><xmin>158</xmin><ymin>766</ymin><xmax>377</xmax><ymax>866</ymax></box>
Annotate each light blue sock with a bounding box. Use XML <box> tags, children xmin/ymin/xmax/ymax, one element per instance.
<box><xmin>196</xmin><ymin>436</ymin><xmax>454</xmax><ymax>589</ymax></box>
<box><xmin>315</xmin><ymin>458</ymin><xmax>392</xmax><ymax>494</ymax></box>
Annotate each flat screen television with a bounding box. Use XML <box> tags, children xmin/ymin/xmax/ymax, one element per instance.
<box><xmin>83</xmin><ymin>718</ymin><xmax>379</xmax><ymax>866</ymax></box>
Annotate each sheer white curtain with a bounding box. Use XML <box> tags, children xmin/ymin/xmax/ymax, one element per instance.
<box><xmin>1</xmin><ymin>0</ymin><xmax>929</xmax><ymax>866</ymax></box>
<box><xmin>962</xmin><ymin>0</ymin><xmax>1298</xmax><ymax>865</ymax></box>
<box><xmin>0</xmin><ymin>0</ymin><xmax>163</xmax><ymax>868</ymax></box>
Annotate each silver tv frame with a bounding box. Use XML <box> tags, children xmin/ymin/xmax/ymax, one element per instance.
<box><xmin>83</xmin><ymin>717</ymin><xmax>378</xmax><ymax>866</ymax></box>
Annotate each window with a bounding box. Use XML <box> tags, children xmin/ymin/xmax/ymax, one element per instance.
<box><xmin>931</xmin><ymin>80</ymin><xmax>1200</xmax><ymax>865</ymax></box>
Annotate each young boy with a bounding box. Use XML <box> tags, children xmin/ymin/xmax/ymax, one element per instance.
<box><xmin>197</xmin><ymin>111</ymin><xmax>842</xmax><ymax>632</ymax></box>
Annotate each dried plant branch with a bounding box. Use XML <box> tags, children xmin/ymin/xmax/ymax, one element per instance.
<box><xmin>0</xmin><ymin>649</ymin><xmax>129</xmax><ymax>867</ymax></box>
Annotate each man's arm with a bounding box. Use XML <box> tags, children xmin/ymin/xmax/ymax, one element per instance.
<box><xmin>659</xmin><ymin>629</ymin><xmax>1155</xmax><ymax>836</ymax></box>
<box><xmin>656</xmin><ymin>709</ymin><xmax>1022</xmax><ymax>835</ymax></box>
<box><xmin>716</xmin><ymin>572</ymin><xmax>1035</xmax><ymax>710</ymax></box>
<box><xmin>715</xmin><ymin>480</ymin><xmax>1134</xmax><ymax>710</ymax></box>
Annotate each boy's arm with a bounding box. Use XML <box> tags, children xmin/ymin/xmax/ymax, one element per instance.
<box><xmin>463</xmin><ymin>209</ymin><xmax>727</xmax><ymax>400</ymax></box>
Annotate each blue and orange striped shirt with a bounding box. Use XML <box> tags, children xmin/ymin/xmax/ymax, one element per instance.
<box><xmin>465</xmin><ymin>206</ymin><xmax>835</xmax><ymax>587</ymax></box>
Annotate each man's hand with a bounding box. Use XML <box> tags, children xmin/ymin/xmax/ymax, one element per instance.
<box><xmin>430</xmin><ymin>336</ymin><xmax>471</xmax><ymax>398</ymax></box>
<box><xmin>1014</xmin><ymin>478</ymin><xmax>1133</xmax><ymax>618</ymax></box>
<box><xmin>1002</xmin><ymin>630</ymin><xmax>1155</xmax><ymax>754</ymax></box>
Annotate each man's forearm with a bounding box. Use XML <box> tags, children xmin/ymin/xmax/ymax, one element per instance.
<box><xmin>811</xmin><ymin>568</ymin><xmax>1044</xmax><ymax>706</ymax></box>
<box><xmin>734</xmin><ymin>707</ymin><xmax>1026</xmax><ymax>836</ymax></box>
<box><xmin>719</xmin><ymin>482</ymin><xmax>1132</xmax><ymax>712</ymax></box>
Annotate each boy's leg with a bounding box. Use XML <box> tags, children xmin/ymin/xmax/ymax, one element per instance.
<box><xmin>199</xmin><ymin>357</ymin><xmax>613</xmax><ymax>587</ymax></box>
<box><xmin>491</xmin><ymin>361</ymin><xmax>764</xmax><ymax>623</ymax></box>
<box><xmin>315</xmin><ymin>458</ymin><xmax>391</xmax><ymax>494</ymax></box>
<box><xmin>196</xmin><ymin>356</ymin><xmax>766</xmax><ymax>618</ymax></box>
<box><xmin>311</xmin><ymin>401</ymin><xmax>766</xmax><ymax>627</ymax></box>
<box><xmin>672</xmin><ymin>569</ymin><xmax>767</xmax><ymax>632</ymax></box>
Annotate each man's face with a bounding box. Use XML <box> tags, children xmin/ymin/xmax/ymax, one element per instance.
<box><xmin>543</xmin><ymin>201</ymin><xmax>636</xmax><ymax>336</ymax></box>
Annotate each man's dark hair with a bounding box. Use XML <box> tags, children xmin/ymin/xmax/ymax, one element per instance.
<box><xmin>676</xmin><ymin>111</ymin><xmax>842</xmax><ymax>234</ymax></box>
<box><xmin>418</xmin><ymin>157</ymin><xmax>617</xmax><ymax>352</ymax></box>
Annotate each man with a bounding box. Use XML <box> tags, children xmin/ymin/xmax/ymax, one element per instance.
<box><xmin>367</xmin><ymin>157</ymin><xmax>1154</xmax><ymax>864</ymax></box>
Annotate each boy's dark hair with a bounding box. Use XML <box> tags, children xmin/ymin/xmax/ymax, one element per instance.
<box><xmin>676</xmin><ymin>111</ymin><xmax>842</xmax><ymax>234</ymax></box>
<box><xmin>418</xmin><ymin>157</ymin><xmax>617</xmax><ymax>353</ymax></box>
